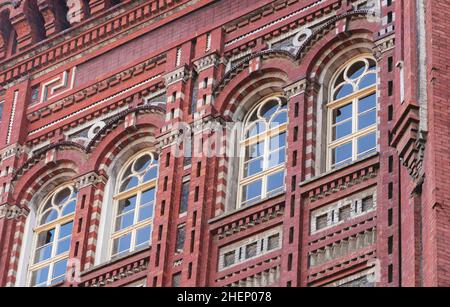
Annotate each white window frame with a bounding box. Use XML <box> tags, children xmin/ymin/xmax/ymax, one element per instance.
<box><xmin>109</xmin><ymin>150</ymin><xmax>159</xmax><ymax>260</ymax></box>
<box><xmin>27</xmin><ymin>184</ymin><xmax>77</xmax><ymax>287</ymax></box>
<box><xmin>237</xmin><ymin>95</ymin><xmax>288</xmax><ymax>208</ymax></box>
<box><xmin>327</xmin><ymin>55</ymin><xmax>378</xmax><ymax>170</ymax></box>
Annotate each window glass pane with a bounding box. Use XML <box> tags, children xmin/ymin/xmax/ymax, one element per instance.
<box><xmin>267</xmin><ymin>171</ymin><xmax>285</xmax><ymax>195</ymax></box>
<box><xmin>115</xmin><ymin>212</ymin><xmax>134</xmax><ymax>231</ymax></box>
<box><xmin>246</xmin><ymin>122</ymin><xmax>266</xmax><ymax>138</ymax></box>
<box><xmin>31</xmin><ymin>266</ymin><xmax>49</xmax><ymax>287</ymax></box>
<box><xmin>34</xmin><ymin>244</ymin><xmax>53</xmax><ymax>264</ymax></box>
<box><xmin>334</xmin><ymin>84</ymin><xmax>354</xmax><ymax>100</ymax></box>
<box><xmin>179</xmin><ymin>181</ymin><xmax>190</xmax><ymax>214</ymax></box>
<box><xmin>51</xmin><ymin>259</ymin><xmax>68</xmax><ymax>285</ymax></box>
<box><xmin>223</xmin><ymin>251</ymin><xmax>236</xmax><ymax>268</ymax></box>
<box><xmin>270</xmin><ymin>112</ymin><xmax>287</xmax><ymax>128</ymax></box>
<box><xmin>59</xmin><ymin>222</ymin><xmax>73</xmax><ymax>239</ymax></box>
<box><xmin>244</xmin><ymin>157</ymin><xmax>263</xmax><ymax>177</ymax></box>
<box><xmin>333</xmin><ymin>120</ymin><xmax>352</xmax><ymax>140</ymax></box>
<box><xmin>357</xmin><ymin>132</ymin><xmax>377</xmax><ymax>157</ymax></box>
<box><xmin>316</xmin><ymin>214</ymin><xmax>328</xmax><ymax>231</ymax></box>
<box><xmin>62</xmin><ymin>200</ymin><xmax>76</xmax><ymax>216</ymax></box>
<box><xmin>339</xmin><ymin>205</ymin><xmax>352</xmax><ymax>221</ymax></box>
<box><xmin>120</xmin><ymin>176</ymin><xmax>139</xmax><ymax>192</ymax></box>
<box><xmin>143</xmin><ymin>167</ymin><xmax>158</xmax><ymax>183</ymax></box>
<box><xmin>0</xmin><ymin>103</ymin><xmax>3</xmax><ymax>122</ymax></box>
<box><xmin>267</xmin><ymin>234</ymin><xmax>280</xmax><ymax>251</ymax></box>
<box><xmin>241</xmin><ymin>180</ymin><xmax>262</xmax><ymax>205</ymax></box>
<box><xmin>268</xmin><ymin>148</ymin><xmax>286</xmax><ymax>168</ymax></box>
<box><xmin>358</xmin><ymin>110</ymin><xmax>376</xmax><ymax>130</ymax></box>
<box><xmin>269</xmin><ymin>132</ymin><xmax>286</xmax><ymax>151</ymax></box>
<box><xmin>176</xmin><ymin>226</ymin><xmax>185</xmax><ymax>252</ymax></box>
<box><xmin>358</xmin><ymin>94</ymin><xmax>376</xmax><ymax>113</ymax></box>
<box><xmin>56</xmin><ymin>222</ymin><xmax>73</xmax><ymax>255</ymax></box>
<box><xmin>141</xmin><ymin>189</ymin><xmax>155</xmax><ymax>205</ymax></box>
<box><xmin>117</xmin><ymin>196</ymin><xmax>137</xmax><ymax>215</ymax></box>
<box><xmin>41</xmin><ymin>209</ymin><xmax>58</xmax><ymax>225</ymax></box>
<box><xmin>56</xmin><ymin>237</ymin><xmax>71</xmax><ymax>255</ymax></box>
<box><xmin>172</xmin><ymin>273</ymin><xmax>181</xmax><ymax>287</ymax></box>
<box><xmin>359</xmin><ymin>73</ymin><xmax>377</xmax><ymax>89</ymax></box>
<box><xmin>260</xmin><ymin>100</ymin><xmax>278</xmax><ymax>120</ymax></box>
<box><xmin>245</xmin><ymin>242</ymin><xmax>258</xmax><ymax>259</ymax></box>
<box><xmin>245</xmin><ymin>141</ymin><xmax>264</xmax><ymax>161</ymax></box>
<box><xmin>135</xmin><ymin>225</ymin><xmax>152</xmax><ymax>249</ymax></box>
<box><xmin>334</xmin><ymin>71</ymin><xmax>345</xmax><ymax>88</ymax></box>
<box><xmin>333</xmin><ymin>103</ymin><xmax>352</xmax><ymax>124</ymax></box>
<box><xmin>54</xmin><ymin>188</ymin><xmax>71</xmax><ymax>206</ymax></box>
<box><xmin>112</xmin><ymin>233</ymin><xmax>132</xmax><ymax>257</ymax></box>
<box><xmin>133</xmin><ymin>154</ymin><xmax>151</xmax><ymax>173</ymax></box>
<box><xmin>139</xmin><ymin>204</ymin><xmax>154</xmax><ymax>222</ymax></box>
<box><xmin>37</xmin><ymin>229</ymin><xmax>55</xmax><ymax>247</ymax></box>
<box><xmin>362</xmin><ymin>196</ymin><xmax>374</xmax><ymax>212</ymax></box>
<box><xmin>347</xmin><ymin>61</ymin><xmax>366</xmax><ymax>80</ymax></box>
<box><xmin>332</xmin><ymin>142</ymin><xmax>353</xmax><ymax>167</ymax></box>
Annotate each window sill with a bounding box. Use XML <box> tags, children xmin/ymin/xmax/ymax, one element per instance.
<box><xmin>82</xmin><ymin>247</ymin><xmax>151</xmax><ymax>276</ymax></box>
<box><xmin>209</xmin><ymin>190</ymin><xmax>285</xmax><ymax>224</ymax></box>
<box><xmin>300</xmin><ymin>152</ymin><xmax>379</xmax><ymax>188</ymax></box>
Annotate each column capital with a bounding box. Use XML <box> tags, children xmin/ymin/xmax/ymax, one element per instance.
<box><xmin>283</xmin><ymin>79</ymin><xmax>307</xmax><ymax>99</ymax></box>
<box><xmin>0</xmin><ymin>203</ymin><xmax>28</xmax><ymax>220</ymax></box>
<box><xmin>74</xmin><ymin>171</ymin><xmax>107</xmax><ymax>190</ymax></box>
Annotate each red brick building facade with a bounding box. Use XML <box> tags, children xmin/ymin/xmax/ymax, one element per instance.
<box><xmin>0</xmin><ymin>0</ymin><xmax>448</xmax><ymax>287</ymax></box>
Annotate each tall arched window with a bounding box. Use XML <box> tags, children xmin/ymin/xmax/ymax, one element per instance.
<box><xmin>238</xmin><ymin>96</ymin><xmax>288</xmax><ymax>207</ymax></box>
<box><xmin>111</xmin><ymin>151</ymin><xmax>158</xmax><ymax>258</ymax></box>
<box><xmin>328</xmin><ymin>56</ymin><xmax>378</xmax><ymax>169</ymax></box>
<box><xmin>29</xmin><ymin>185</ymin><xmax>77</xmax><ymax>287</ymax></box>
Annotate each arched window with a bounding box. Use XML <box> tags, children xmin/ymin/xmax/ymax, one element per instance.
<box><xmin>238</xmin><ymin>96</ymin><xmax>288</xmax><ymax>207</ymax></box>
<box><xmin>29</xmin><ymin>185</ymin><xmax>77</xmax><ymax>287</ymax></box>
<box><xmin>110</xmin><ymin>151</ymin><xmax>158</xmax><ymax>259</ymax></box>
<box><xmin>328</xmin><ymin>56</ymin><xmax>378</xmax><ymax>169</ymax></box>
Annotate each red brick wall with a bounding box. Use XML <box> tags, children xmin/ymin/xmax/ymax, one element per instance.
<box><xmin>0</xmin><ymin>0</ymin><xmax>449</xmax><ymax>287</ymax></box>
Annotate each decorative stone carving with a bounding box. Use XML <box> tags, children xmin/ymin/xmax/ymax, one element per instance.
<box><xmin>283</xmin><ymin>79</ymin><xmax>307</xmax><ymax>99</ymax></box>
<box><xmin>0</xmin><ymin>203</ymin><xmax>29</xmax><ymax>220</ymax></box>
<box><xmin>164</xmin><ymin>65</ymin><xmax>190</xmax><ymax>86</ymax></box>
<box><xmin>75</xmin><ymin>172</ymin><xmax>107</xmax><ymax>190</ymax></box>
<box><xmin>194</xmin><ymin>52</ymin><xmax>221</xmax><ymax>72</ymax></box>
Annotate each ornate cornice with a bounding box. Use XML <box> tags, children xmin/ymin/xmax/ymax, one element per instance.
<box><xmin>0</xmin><ymin>203</ymin><xmax>29</xmax><ymax>220</ymax></box>
<box><xmin>74</xmin><ymin>172</ymin><xmax>107</xmax><ymax>190</ymax></box>
<box><xmin>0</xmin><ymin>0</ymin><xmax>189</xmax><ymax>87</ymax></box>
<box><xmin>193</xmin><ymin>52</ymin><xmax>221</xmax><ymax>72</ymax></box>
<box><xmin>13</xmin><ymin>104</ymin><xmax>165</xmax><ymax>182</ymax></box>
<box><xmin>0</xmin><ymin>143</ymin><xmax>25</xmax><ymax>162</ymax></box>
<box><xmin>213</xmin><ymin>9</ymin><xmax>376</xmax><ymax>98</ymax></box>
<box><xmin>301</xmin><ymin>157</ymin><xmax>379</xmax><ymax>203</ymax></box>
<box><xmin>283</xmin><ymin>79</ymin><xmax>307</xmax><ymax>99</ymax></box>
<box><xmin>27</xmin><ymin>54</ymin><xmax>166</xmax><ymax>124</ymax></box>
<box><xmin>164</xmin><ymin>64</ymin><xmax>191</xmax><ymax>86</ymax></box>
<box><xmin>373</xmin><ymin>34</ymin><xmax>395</xmax><ymax>60</ymax></box>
